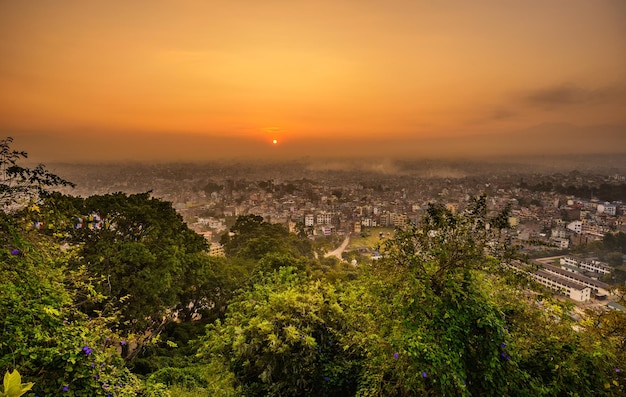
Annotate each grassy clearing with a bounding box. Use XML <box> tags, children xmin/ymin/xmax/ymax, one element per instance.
<box><xmin>348</xmin><ymin>227</ymin><xmax>395</xmax><ymax>250</ymax></box>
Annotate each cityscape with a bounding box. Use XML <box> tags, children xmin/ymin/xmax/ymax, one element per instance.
<box><xmin>49</xmin><ymin>156</ymin><xmax>626</xmax><ymax>302</ymax></box>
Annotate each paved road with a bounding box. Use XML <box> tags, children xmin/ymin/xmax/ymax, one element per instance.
<box><xmin>324</xmin><ymin>235</ymin><xmax>350</xmax><ymax>260</ymax></box>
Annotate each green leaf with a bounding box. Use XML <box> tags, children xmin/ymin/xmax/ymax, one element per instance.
<box><xmin>2</xmin><ymin>370</ymin><xmax>34</xmax><ymax>397</ymax></box>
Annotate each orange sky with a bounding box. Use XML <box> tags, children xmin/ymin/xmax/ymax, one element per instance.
<box><xmin>1</xmin><ymin>1</ymin><xmax>625</xmax><ymax>161</ymax></box>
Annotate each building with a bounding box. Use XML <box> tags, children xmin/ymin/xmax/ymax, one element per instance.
<box><xmin>567</xmin><ymin>220</ymin><xmax>582</xmax><ymax>234</ymax></box>
<box><xmin>551</xmin><ymin>237</ymin><xmax>570</xmax><ymax>249</ymax></box>
<box><xmin>560</xmin><ymin>256</ymin><xmax>611</xmax><ymax>276</ymax></box>
<box><xmin>304</xmin><ymin>214</ymin><xmax>315</xmax><ymax>227</ymax></box>
<box><xmin>532</xmin><ymin>269</ymin><xmax>592</xmax><ymax>302</ymax></box>
<box><xmin>598</xmin><ymin>203</ymin><xmax>617</xmax><ymax>216</ymax></box>
<box><xmin>391</xmin><ymin>213</ymin><xmax>408</xmax><ymax>228</ymax></box>
<box><xmin>208</xmin><ymin>243</ymin><xmax>225</xmax><ymax>257</ymax></box>
<box><xmin>507</xmin><ymin>261</ymin><xmax>592</xmax><ymax>302</ymax></box>
<box><xmin>316</xmin><ymin>212</ymin><xmax>333</xmax><ymax>225</ymax></box>
<box><xmin>538</xmin><ymin>262</ymin><xmax>609</xmax><ymax>295</ymax></box>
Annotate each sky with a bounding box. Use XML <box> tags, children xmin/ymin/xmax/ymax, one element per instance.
<box><xmin>1</xmin><ymin>0</ymin><xmax>625</xmax><ymax>162</ymax></box>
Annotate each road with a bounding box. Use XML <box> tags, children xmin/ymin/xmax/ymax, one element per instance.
<box><xmin>324</xmin><ymin>235</ymin><xmax>350</xmax><ymax>260</ymax></box>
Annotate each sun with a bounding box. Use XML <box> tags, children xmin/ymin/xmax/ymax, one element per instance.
<box><xmin>272</xmin><ymin>139</ymin><xmax>278</xmax><ymax>145</ymax></box>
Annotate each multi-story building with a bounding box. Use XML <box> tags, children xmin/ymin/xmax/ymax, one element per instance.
<box><xmin>598</xmin><ymin>203</ymin><xmax>617</xmax><ymax>216</ymax></box>
<box><xmin>538</xmin><ymin>262</ymin><xmax>609</xmax><ymax>295</ymax></box>
<box><xmin>391</xmin><ymin>213</ymin><xmax>408</xmax><ymax>228</ymax></box>
<box><xmin>567</xmin><ymin>220</ymin><xmax>582</xmax><ymax>234</ymax></box>
<box><xmin>551</xmin><ymin>237</ymin><xmax>570</xmax><ymax>249</ymax></box>
<box><xmin>304</xmin><ymin>214</ymin><xmax>315</xmax><ymax>227</ymax></box>
<box><xmin>208</xmin><ymin>243</ymin><xmax>225</xmax><ymax>257</ymax></box>
<box><xmin>560</xmin><ymin>256</ymin><xmax>611</xmax><ymax>276</ymax></box>
<box><xmin>532</xmin><ymin>269</ymin><xmax>591</xmax><ymax>302</ymax></box>
<box><xmin>508</xmin><ymin>261</ymin><xmax>592</xmax><ymax>302</ymax></box>
<box><xmin>316</xmin><ymin>212</ymin><xmax>333</xmax><ymax>225</ymax></box>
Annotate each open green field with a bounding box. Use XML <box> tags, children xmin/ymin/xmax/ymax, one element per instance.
<box><xmin>347</xmin><ymin>227</ymin><xmax>395</xmax><ymax>250</ymax></box>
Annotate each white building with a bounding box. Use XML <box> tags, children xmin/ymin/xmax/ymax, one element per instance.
<box><xmin>567</xmin><ymin>220</ymin><xmax>583</xmax><ymax>234</ymax></box>
<box><xmin>507</xmin><ymin>261</ymin><xmax>592</xmax><ymax>302</ymax></box>
<box><xmin>598</xmin><ymin>203</ymin><xmax>617</xmax><ymax>216</ymax></box>
<box><xmin>316</xmin><ymin>212</ymin><xmax>333</xmax><ymax>225</ymax></box>
<box><xmin>532</xmin><ymin>269</ymin><xmax>591</xmax><ymax>302</ymax></box>
<box><xmin>304</xmin><ymin>214</ymin><xmax>315</xmax><ymax>227</ymax></box>
<box><xmin>560</xmin><ymin>256</ymin><xmax>611</xmax><ymax>276</ymax></box>
<box><xmin>539</xmin><ymin>262</ymin><xmax>609</xmax><ymax>295</ymax></box>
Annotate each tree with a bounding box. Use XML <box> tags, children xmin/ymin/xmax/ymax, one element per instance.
<box><xmin>220</xmin><ymin>215</ymin><xmax>313</xmax><ymax>261</ymax></box>
<box><xmin>38</xmin><ymin>192</ymin><xmax>208</xmax><ymax>336</ymax></box>
<box><xmin>347</xmin><ymin>198</ymin><xmax>624</xmax><ymax>396</ymax></box>
<box><xmin>603</xmin><ymin>232</ymin><xmax>626</xmax><ymax>255</ymax></box>
<box><xmin>201</xmin><ymin>268</ymin><xmax>360</xmax><ymax>397</ymax></box>
<box><xmin>1</xmin><ymin>204</ymin><xmax>164</xmax><ymax>396</ymax></box>
<box><xmin>175</xmin><ymin>254</ymin><xmax>252</xmax><ymax>323</ymax></box>
<box><xmin>0</xmin><ymin>137</ymin><xmax>73</xmax><ymax>211</ymax></box>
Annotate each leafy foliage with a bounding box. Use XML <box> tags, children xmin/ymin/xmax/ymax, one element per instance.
<box><xmin>201</xmin><ymin>268</ymin><xmax>360</xmax><ymax>396</ymax></box>
<box><xmin>0</xmin><ymin>211</ymin><xmax>165</xmax><ymax>396</ymax></box>
<box><xmin>1</xmin><ymin>138</ymin><xmax>167</xmax><ymax>396</ymax></box>
<box><xmin>0</xmin><ymin>137</ymin><xmax>74</xmax><ymax>210</ymax></box>
<box><xmin>220</xmin><ymin>215</ymin><xmax>313</xmax><ymax>261</ymax></box>
<box><xmin>37</xmin><ymin>192</ymin><xmax>209</xmax><ymax>335</ymax></box>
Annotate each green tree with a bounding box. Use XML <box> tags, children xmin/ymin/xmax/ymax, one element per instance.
<box><xmin>201</xmin><ymin>268</ymin><xmax>360</xmax><ymax>397</ymax></box>
<box><xmin>603</xmin><ymin>232</ymin><xmax>626</xmax><ymax>254</ymax></box>
<box><xmin>38</xmin><ymin>192</ymin><xmax>208</xmax><ymax>336</ymax></box>
<box><xmin>1</xmin><ymin>208</ymin><xmax>163</xmax><ymax>396</ymax></box>
<box><xmin>220</xmin><ymin>215</ymin><xmax>313</xmax><ymax>261</ymax></box>
<box><xmin>176</xmin><ymin>254</ymin><xmax>252</xmax><ymax>323</ymax></box>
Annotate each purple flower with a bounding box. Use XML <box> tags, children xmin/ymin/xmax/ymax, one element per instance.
<box><xmin>82</xmin><ymin>345</ymin><xmax>93</xmax><ymax>355</ymax></box>
<box><xmin>10</xmin><ymin>249</ymin><xmax>19</xmax><ymax>255</ymax></box>
<box><xmin>62</xmin><ymin>385</ymin><xmax>69</xmax><ymax>392</ymax></box>
<box><xmin>120</xmin><ymin>340</ymin><xmax>127</xmax><ymax>346</ymax></box>
<box><xmin>422</xmin><ymin>372</ymin><xmax>427</xmax><ymax>378</ymax></box>
<box><xmin>393</xmin><ymin>352</ymin><xmax>399</xmax><ymax>359</ymax></box>
<box><xmin>324</xmin><ymin>376</ymin><xmax>329</xmax><ymax>382</ymax></box>
<box><xmin>616</xmin><ymin>368</ymin><xmax>621</xmax><ymax>373</ymax></box>
<box><xmin>501</xmin><ymin>342</ymin><xmax>506</xmax><ymax>349</ymax></box>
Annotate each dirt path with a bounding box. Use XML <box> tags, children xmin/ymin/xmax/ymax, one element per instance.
<box><xmin>324</xmin><ymin>235</ymin><xmax>350</xmax><ymax>260</ymax></box>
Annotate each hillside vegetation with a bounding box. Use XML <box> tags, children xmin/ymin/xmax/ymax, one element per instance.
<box><xmin>2</xmin><ymin>137</ymin><xmax>625</xmax><ymax>396</ymax></box>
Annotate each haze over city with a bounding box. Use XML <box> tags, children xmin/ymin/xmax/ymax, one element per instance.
<box><xmin>1</xmin><ymin>1</ymin><xmax>625</xmax><ymax>163</ymax></box>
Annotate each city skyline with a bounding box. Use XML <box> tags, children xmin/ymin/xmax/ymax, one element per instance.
<box><xmin>1</xmin><ymin>1</ymin><xmax>625</xmax><ymax>162</ymax></box>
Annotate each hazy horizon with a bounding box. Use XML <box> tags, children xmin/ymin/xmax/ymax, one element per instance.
<box><xmin>2</xmin><ymin>1</ymin><xmax>625</xmax><ymax>163</ymax></box>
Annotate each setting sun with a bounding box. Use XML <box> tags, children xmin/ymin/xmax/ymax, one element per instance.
<box><xmin>272</xmin><ymin>139</ymin><xmax>278</xmax><ymax>145</ymax></box>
